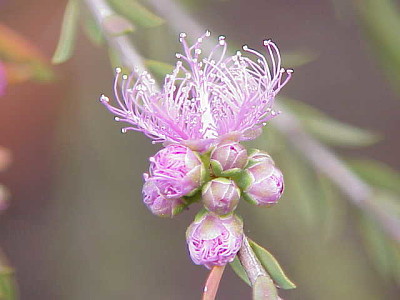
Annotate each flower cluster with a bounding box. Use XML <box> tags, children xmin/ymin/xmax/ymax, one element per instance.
<box><xmin>100</xmin><ymin>33</ymin><xmax>291</xmax><ymax>269</ymax></box>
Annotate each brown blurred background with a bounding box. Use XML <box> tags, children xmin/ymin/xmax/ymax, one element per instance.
<box><xmin>0</xmin><ymin>0</ymin><xmax>399</xmax><ymax>299</ymax></box>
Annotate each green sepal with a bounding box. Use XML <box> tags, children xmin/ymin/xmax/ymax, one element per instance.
<box><xmin>235</xmin><ymin>170</ymin><xmax>252</xmax><ymax>191</ymax></box>
<box><xmin>230</xmin><ymin>256</ymin><xmax>251</xmax><ymax>286</ymax></box>
<box><xmin>210</xmin><ymin>159</ymin><xmax>223</xmax><ymax>177</ymax></box>
<box><xmin>194</xmin><ymin>208</ymin><xmax>208</xmax><ymax>222</ymax></box>
<box><xmin>248</xmin><ymin>238</ymin><xmax>296</xmax><ymax>290</ymax></box>
<box><xmin>242</xmin><ymin>192</ymin><xmax>258</xmax><ymax>206</ymax></box>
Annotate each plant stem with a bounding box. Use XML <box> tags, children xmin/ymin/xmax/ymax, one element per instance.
<box><xmin>238</xmin><ymin>236</ymin><xmax>280</xmax><ymax>300</ymax></box>
<box><xmin>202</xmin><ymin>265</ymin><xmax>225</xmax><ymax>300</ymax></box>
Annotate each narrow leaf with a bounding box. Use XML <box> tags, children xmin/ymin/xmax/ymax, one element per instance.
<box><xmin>145</xmin><ymin>59</ymin><xmax>175</xmax><ymax>77</ymax></box>
<box><xmin>83</xmin><ymin>14</ymin><xmax>104</xmax><ymax>46</ymax></box>
<box><xmin>230</xmin><ymin>256</ymin><xmax>251</xmax><ymax>286</ymax></box>
<box><xmin>109</xmin><ymin>0</ymin><xmax>164</xmax><ymax>28</ymax></box>
<box><xmin>281</xmin><ymin>50</ymin><xmax>317</xmax><ymax>68</ymax></box>
<box><xmin>52</xmin><ymin>0</ymin><xmax>80</xmax><ymax>64</ymax></box>
<box><xmin>248</xmin><ymin>239</ymin><xmax>296</xmax><ymax>290</ymax></box>
<box><xmin>355</xmin><ymin>0</ymin><xmax>400</xmax><ymax>94</ymax></box>
<box><xmin>253</xmin><ymin>276</ymin><xmax>278</xmax><ymax>300</ymax></box>
<box><xmin>348</xmin><ymin>158</ymin><xmax>400</xmax><ymax>194</ymax></box>
<box><xmin>280</xmin><ymin>97</ymin><xmax>381</xmax><ymax>147</ymax></box>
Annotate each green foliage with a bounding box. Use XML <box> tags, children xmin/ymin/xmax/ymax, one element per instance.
<box><xmin>0</xmin><ymin>263</ymin><xmax>16</xmax><ymax>300</ymax></box>
<box><xmin>108</xmin><ymin>0</ymin><xmax>164</xmax><ymax>28</ymax></box>
<box><xmin>248</xmin><ymin>239</ymin><xmax>296</xmax><ymax>290</ymax></box>
<box><xmin>359</xmin><ymin>212</ymin><xmax>400</xmax><ymax>284</ymax></box>
<box><xmin>281</xmin><ymin>50</ymin><xmax>317</xmax><ymax>68</ymax></box>
<box><xmin>145</xmin><ymin>59</ymin><xmax>174</xmax><ymax>77</ymax></box>
<box><xmin>355</xmin><ymin>0</ymin><xmax>400</xmax><ymax>93</ymax></box>
<box><xmin>52</xmin><ymin>0</ymin><xmax>80</xmax><ymax>64</ymax></box>
<box><xmin>280</xmin><ymin>97</ymin><xmax>381</xmax><ymax>147</ymax></box>
<box><xmin>83</xmin><ymin>14</ymin><xmax>104</xmax><ymax>46</ymax></box>
<box><xmin>348</xmin><ymin>158</ymin><xmax>400</xmax><ymax>194</ymax></box>
<box><xmin>230</xmin><ymin>257</ymin><xmax>251</xmax><ymax>286</ymax></box>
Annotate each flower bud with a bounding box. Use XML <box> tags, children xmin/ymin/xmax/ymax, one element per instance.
<box><xmin>142</xmin><ymin>177</ymin><xmax>185</xmax><ymax>218</ymax></box>
<box><xmin>210</xmin><ymin>141</ymin><xmax>248</xmax><ymax>176</ymax></box>
<box><xmin>149</xmin><ymin>144</ymin><xmax>205</xmax><ymax>197</ymax></box>
<box><xmin>247</xmin><ymin>149</ymin><xmax>275</xmax><ymax>165</ymax></box>
<box><xmin>242</xmin><ymin>159</ymin><xmax>284</xmax><ymax>206</ymax></box>
<box><xmin>186</xmin><ymin>212</ymin><xmax>243</xmax><ymax>269</ymax></box>
<box><xmin>202</xmin><ymin>178</ymin><xmax>240</xmax><ymax>215</ymax></box>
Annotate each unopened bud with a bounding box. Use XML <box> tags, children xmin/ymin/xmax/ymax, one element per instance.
<box><xmin>210</xmin><ymin>141</ymin><xmax>248</xmax><ymax>176</ymax></box>
<box><xmin>186</xmin><ymin>212</ymin><xmax>244</xmax><ymax>269</ymax></box>
<box><xmin>202</xmin><ymin>178</ymin><xmax>240</xmax><ymax>215</ymax></box>
<box><xmin>242</xmin><ymin>158</ymin><xmax>284</xmax><ymax>206</ymax></box>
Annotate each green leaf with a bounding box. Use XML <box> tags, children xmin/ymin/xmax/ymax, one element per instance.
<box><xmin>355</xmin><ymin>0</ymin><xmax>400</xmax><ymax>94</ymax></box>
<box><xmin>52</xmin><ymin>0</ymin><xmax>80</xmax><ymax>64</ymax></box>
<box><xmin>248</xmin><ymin>239</ymin><xmax>296</xmax><ymax>290</ymax></box>
<box><xmin>145</xmin><ymin>59</ymin><xmax>174</xmax><ymax>77</ymax></box>
<box><xmin>230</xmin><ymin>256</ymin><xmax>251</xmax><ymax>286</ymax></box>
<box><xmin>252</xmin><ymin>276</ymin><xmax>278</xmax><ymax>300</ymax></box>
<box><xmin>83</xmin><ymin>14</ymin><xmax>104</xmax><ymax>46</ymax></box>
<box><xmin>359</xmin><ymin>211</ymin><xmax>400</xmax><ymax>284</ymax></box>
<box><xmin>281</xmin><ymin>50</ymin><xmax>317</xmax><ymax>68</ymax></box>
<box><xmin>109</xmin><ymin>0</ymin><xmax>164</xmax><ymax>28</ymax></box>
<box><xmin>347</xmin><ymin>159</ymin><xmax>400</xmax><ymax>194</ymax></box>
<box><xmin>0</xmin><ymin>265</ymin><xmax>17</xmax><ymax>300</ymax></box>
<box><xmin>280</xmin><ymin>97</ymin><xmax>381</xmax><ymax>147</ymax></box>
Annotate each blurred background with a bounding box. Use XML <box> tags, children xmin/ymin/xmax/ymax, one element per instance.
<box><xmin>0</xmin><ymin>0</ymin><xmax>399</xmax><ymax>299</ymax></box>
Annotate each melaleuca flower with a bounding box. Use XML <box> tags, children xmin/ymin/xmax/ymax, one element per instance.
<box><xmin>241</xmin><ymin>155</ymin><xmax>284</xmax><ymax>206</ymax></box>
<box><xmin>147</xmin><ymin>144</ymin><xmax>205</xmax><ymax>198</ymax></box>
<box><xmin>186</xmin><ymin>211</ymin><xmax>243</xmax><ymax>269</ymax></box>
<box><xmin>210</xmin><ymin>141</ymin><xmax>248</xmax><ymax>176</ymax></box>
<box><xmin>202</xmin><ymin>178</ymin><xmax>240</xmax><ymax>215</ymax></box>
<box><xmin>142</xmin><ymin>177</ymin><xmax>185</xmax><ymax>218</ymax></box>
<box><xmin>100</xmin><ymin>32</ymin><xmax>292</xmax><ymax>151</ymax></box>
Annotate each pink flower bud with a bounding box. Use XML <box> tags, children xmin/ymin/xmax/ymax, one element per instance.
<box><xmin>248</xmin><ymin>149</ymin><xmax>275</xmax><ymax>165</ymax></box>
<box><xmin>142</xmin><ymin>177</ymin><xmax>185</xmax><ymax>218</ymax></box>
<box><xmin>210</xmin><ymin>141</ymin><xmax>248</xmax><ymax>175</ymax></box>
<box><xmin>149</xmin><ymin>144</ymin><xmax>205</xmax><ymax>197</ymax></box>
<box><xmin>242</xmin><ymin>159</ymin><xmax>284</xmax><ymax>206</ymax></box>
<box><xmin>186</xmin><ymin>212</ymin><xmax>243</xmax><ymax>269</ymax></box>
<box><xmin>202</xmin><ymin>178</ymin><xmax>240</xmax><ymax>215</ymax></box>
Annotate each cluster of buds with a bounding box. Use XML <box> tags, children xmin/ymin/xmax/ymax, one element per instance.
<box><xmin>142</xmin><ymin>140</ymin><xmax>284</xmax><ymax>268</ymax></box>
<box><xmin>100</xmin><ymin>32</ymin><xmax>291</xmax><ymax>269</ymax></box>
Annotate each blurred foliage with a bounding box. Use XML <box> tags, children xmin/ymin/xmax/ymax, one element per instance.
<box><xmin>280</xmin><ymin>97</ymin><xmax>381</xmax><ymax>147</ymax></box>
<box><xmin>52</xmin><ymin>0</ymin><xmax>80</xmax><ymax>64</ymax></box>
<box><xmin>355</xmin><ymin>0</ymin><xmax>400</xmax><ymax>94</ymax></box>
<box><xmin>0</xmin><ymin>23</ymin><xmax>54</xmax><ymax>82</ymax></box>
<box><xmin>0</xmin><ymin>252</ymin><xmax>17</xmax><ymax>300</ymax></box>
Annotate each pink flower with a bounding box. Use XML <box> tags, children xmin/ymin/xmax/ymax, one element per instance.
<box><xmin>101</xmin><ymin>32</ymin><xmax>292</xmax><ymax>150</ymax></box>
<box><xmin>186</xmin><ymin>212</ymin><xmax>243</xmax><ymax>269</ymax></box>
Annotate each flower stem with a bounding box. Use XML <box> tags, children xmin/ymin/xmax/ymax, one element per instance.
<box><xmin>202</xmin><ymin>265</ymin><xmax>226</xmax><ymax>300</ymax></box>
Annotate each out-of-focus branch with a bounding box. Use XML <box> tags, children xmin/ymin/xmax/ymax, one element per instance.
<box><xmin>147</xmin><ymin>0</ymin><xmax>400</xmax><ymax>244</ymax></box>
<box><xmin>84</xmin><ymin>0</ymin><xmax>145</xmax><ymax>71</ymax></box>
